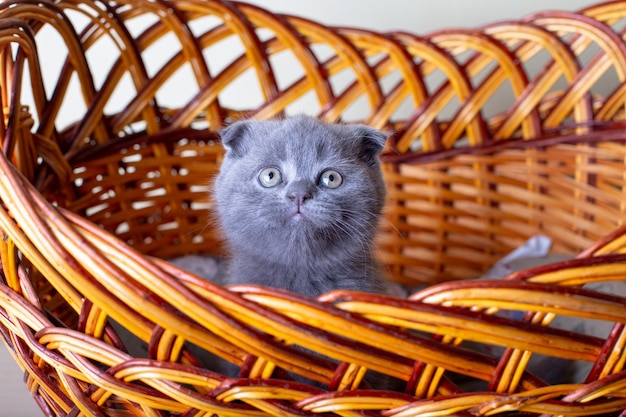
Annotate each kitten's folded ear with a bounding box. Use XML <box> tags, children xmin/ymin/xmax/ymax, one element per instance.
<box><xmin>219</xmin><ymin>120</ymin><xmax>252</xmax><ymax>158</ymax></box>
<box><xmin>353</xmin><ymin>125</ymin><xmax>388</xmax><ymax>166</ymax></box>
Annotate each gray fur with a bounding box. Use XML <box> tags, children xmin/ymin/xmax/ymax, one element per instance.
<box><xmin>214</xmin><ymin>116</ymin><xmax>388</xmax><ymax>297</ymax></box>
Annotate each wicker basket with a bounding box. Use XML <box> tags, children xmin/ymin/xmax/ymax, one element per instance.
<box><xmin>1</xmin><ymin>0</ymin><xmax>626</xmax><ymax>415</ymax></box>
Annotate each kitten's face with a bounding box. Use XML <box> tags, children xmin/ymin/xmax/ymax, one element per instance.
<box><xmin>214</xmin><ymin>116</ymin><xmax>387</xmax><ymax>264</ymax></box>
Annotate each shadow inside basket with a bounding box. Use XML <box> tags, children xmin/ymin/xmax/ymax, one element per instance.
<box><xmin>51</xmin><ymin>127</ymin><xmax>227</xmax><ymax>260</ymax></box>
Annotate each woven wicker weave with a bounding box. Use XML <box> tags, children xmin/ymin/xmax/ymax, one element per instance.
<box><xmin>1</xmin><ymin>0</ymin><xmax>626</xmax><ymax>415</ymax></box>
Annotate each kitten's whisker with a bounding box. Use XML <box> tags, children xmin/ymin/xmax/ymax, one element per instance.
<box><xmin>325</xmin><ymin>206</ymin><xmax>399</xmax><ymax>281</ymax></box>
<box><xmin>378</xmin><ymin>216</ymin><xmax>403</xmax><ymax>239</ymax></box>
<box><xmin>336</xmin><ymin>204</ymin><xmax>404</xmax><ymax>239</ymax></box>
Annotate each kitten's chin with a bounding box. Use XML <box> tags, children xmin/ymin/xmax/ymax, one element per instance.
<box><xmin>289</xmin><ymin>212</ymin><xmax>307</xmax><ymax>224</ymax></box>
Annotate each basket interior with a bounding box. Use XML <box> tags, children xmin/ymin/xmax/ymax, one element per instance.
<box><xmin>41</xmin><ymin>127</ymin><xmax>626</xmax><ymax>287</ymax></box>
<box><xmin>58</xmin><ymin>128</ymin><xmax>226</xmax><ymax>260</ymax></box>
<box><xmin>14</xmin><ymin>0</ymin><xmax>626</xmax><ymax>286</ymax></box>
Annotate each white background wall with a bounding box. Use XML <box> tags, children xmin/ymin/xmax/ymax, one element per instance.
<box><xmin>1</xmin><ymin>1</ymin><xmax>600</xmax><ymax>415</ymax></box>
<box><xmin>244</xmin><ymin>0</ymin><xmax>599</xmax><ymax>33</ymax></box>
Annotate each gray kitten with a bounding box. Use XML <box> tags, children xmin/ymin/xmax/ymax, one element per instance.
<box><xmin>214</xmin><ymin>116</ymin><xmax>388</xmax><ymax>297</ymax></box>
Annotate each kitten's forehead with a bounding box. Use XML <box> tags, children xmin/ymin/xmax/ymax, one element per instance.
<box><xmin>281</xmin><ymin>159</ymin><xmax>298</xmax><ymax>180</ymax></box>
<box><xmin>262</xmin><ymin>120</ymin><xmax>345</xmax><ymax>162</ymax></box>
<box><xmin>288</xmin><ymin>142</ymin><xmax>338</xmax><ymax>176</ymax></box>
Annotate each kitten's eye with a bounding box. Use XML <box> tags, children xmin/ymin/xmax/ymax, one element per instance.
<box><xmin>319</xmin><ymin>169</ymin><xmax>343</xmax><ymax>189</ymax></box>
<box><xmin>258</xmin><ymin>167</ymin><xmax>282</xmax><ymax>188</ymax></box>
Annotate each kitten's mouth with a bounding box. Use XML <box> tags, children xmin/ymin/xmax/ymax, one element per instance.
<box><xmin>290</xmin><ymin>210</ymin><xmax>307</xmax><ymax>223</ymax></box>
<box><xmin>289</xmin><ymin>206</ymin><xmax>308</xmax><ymax>223</ymax></box>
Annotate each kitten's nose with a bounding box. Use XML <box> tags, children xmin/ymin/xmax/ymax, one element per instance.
<box><xmin>286</xmin><ymin>179</ymin><xmax>313</xmax><ymax>205</ymax></box>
